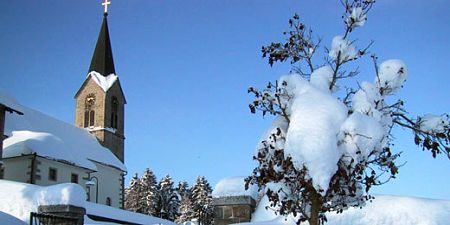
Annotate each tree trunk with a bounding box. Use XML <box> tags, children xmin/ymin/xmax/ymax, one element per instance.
<box><xmin>308</xmin><ymin>189</ymin><xmax>321</xmax><ymax>225</ymax></box>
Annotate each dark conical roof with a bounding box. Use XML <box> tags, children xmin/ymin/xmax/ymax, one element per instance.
<box><xmin>89</xmin><ymin>14</ymin><xmax>115</xmax><ymax>76</ymax></box>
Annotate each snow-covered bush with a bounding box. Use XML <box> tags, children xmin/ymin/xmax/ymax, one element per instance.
<box><xmin>246</xmin><ymin>1</ymin><xmax>449</xmax><ymax>225</ymax></box>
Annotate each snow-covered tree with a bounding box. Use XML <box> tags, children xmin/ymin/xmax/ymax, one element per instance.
<box><xmin>140</xmin><ymin>168</ymin><xmax>159</xmax><ymax>216</ymax></box>
<box><xmin>175</xmin><ymin>180</ymin><xmax>194</xmax><ymax>223</ymax></box>
<box><xmin>246</xmin><ymin>1</ymin><xmax>449</xmax><ymax>225</ymax></box>
<box><xmin>190</xmin><ymin>176</ymin><xmax>213</xmax><ymax>225</ymax></box>
<box><xmin>124</xmin><ymin>174</ymin><xmax>144</xmax><ymax>213</ymax></box>
<box><xmin>176</xmin><ymin>190</ymin><xmax>195</xmax><ymax>224</ymax></box>
<box><xmin>177</xmin><ymin>180</ymin><xmax>190</xmax><ymax>198</ymax></box>
<box><xmin>157</xmin><ymin>175</ymin><xmax>180</xmax><ymax>221</ymax></box>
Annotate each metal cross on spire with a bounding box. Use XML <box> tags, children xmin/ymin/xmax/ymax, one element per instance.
<box><xmin>102</xmin><ymin>0</ymin><xmax>111</xmax><ymax>14</ymax></box>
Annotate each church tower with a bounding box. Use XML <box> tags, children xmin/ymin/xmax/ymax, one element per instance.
<box><xmin>74</xmin><ymin>10</ymin><xmax>126</xmax><ymax>162</ymax></box>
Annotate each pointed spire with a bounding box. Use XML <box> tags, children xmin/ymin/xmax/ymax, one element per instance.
<box><xmin>89</xmin><ymin>13</ymin><xmax>116</xmax><ymax>76</ymax></box>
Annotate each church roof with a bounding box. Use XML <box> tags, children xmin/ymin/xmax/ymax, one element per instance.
<box><xmin>89</xmin><ymin>14</ymin><xmax>116</xmax><ymax>76</ymax></box>
<box><xmin>2</xmin><ymin>92</ymin><xmax>126</xmax><ymax>172</ymax></box>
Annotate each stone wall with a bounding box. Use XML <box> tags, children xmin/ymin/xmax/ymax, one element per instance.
<box><xmin>213</xmin><ymin>196</ymin><xmax>256</xmax><ymax>225</ymax></box>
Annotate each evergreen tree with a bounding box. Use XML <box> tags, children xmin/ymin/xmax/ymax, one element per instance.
<box><xmin>157</xmin><ymin>175</ymin><xmax>180</xmax><ymax>221</ymax></box>
<box><xmin>190</xmin><ymin>176</ymin><xmax>213</xmax><ymax>224</ymax></box>
<box><xmin>124</xmin><ymin>174</ymin><xmax>144</xmax><ymax>213</ymax></box>
<box><xmin>177</xmin><ymin>180</ymin><xmax>190</xmax><ymax>198</ymax></box>
<box><xmin>175</xmin><ymin>181</ymin><xmax>194</xmax><ymax>224</ymax></box>
<box><xmin>140</xmin><ymin>168</ymin><xmax>159</xmax><ymax>216</ymax></box>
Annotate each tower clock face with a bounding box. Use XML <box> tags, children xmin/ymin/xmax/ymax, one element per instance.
<box><xmin>86</xmin><ymin>94</ymin><xmax>96</xmax><ymax>105</ymax></box>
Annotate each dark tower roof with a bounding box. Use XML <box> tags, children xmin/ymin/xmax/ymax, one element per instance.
<box><xmin>89</xmin><ymin>14</ymin><xmax>116</xmax><ymax>76</ymax></box>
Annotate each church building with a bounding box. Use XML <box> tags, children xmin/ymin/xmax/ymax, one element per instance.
<box><xmin>1</xmin><ymin>6</ymin><xmax>127</xmax><ymax>209</ymax></box>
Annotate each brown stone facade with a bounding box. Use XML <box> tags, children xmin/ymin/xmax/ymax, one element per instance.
<box><xmin>74</xmin><ymin>76</ymin><xmax>126</xmax><ymax>162</ymax></box>
<box><xmin>213</xmin><ymin>196</ymin><xmax>256</xmax><ymax>225</ymax></box>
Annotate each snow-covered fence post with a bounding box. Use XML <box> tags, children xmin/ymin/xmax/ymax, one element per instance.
<box><xmin>37</xmin><ymin>205</ymin><xmax>86</xmax><ymax>225</ymax></box>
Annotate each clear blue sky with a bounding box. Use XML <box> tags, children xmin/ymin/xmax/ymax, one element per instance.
<box><xmin>1</xmin><ymin>0</ymin><xmax>449</xmax><ymax>199</ymax></box>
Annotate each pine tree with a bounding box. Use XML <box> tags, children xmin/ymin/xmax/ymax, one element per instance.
<box><xmin>190</xmin><ymin>176</ymin><xmax>213</xmax><ymax>225</ymax></box>
<box><xmin>157</xmin><ymin>175</ymin><xmax>180</xmax><ymax>221</ymax></box>
<box><xmin>140</xmin><ymin>168</ymin><xmax>159</xmax><ymax>216</ymax></box>
<box><xmin>124</xmin><ymin>174</ymin><xmax>143</xmax><ymax>213</ymax></box>
<box><xmin>175</xmin><ymin>181</ymin><xmax>194</xmax><ymax>224</ymax></box>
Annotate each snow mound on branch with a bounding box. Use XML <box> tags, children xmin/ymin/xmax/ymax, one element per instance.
<box><xmin>375</xmin><ymin>59</ymin><xmax>407</xmax><ymax>94</ymax></box>
<box><xmin>88</xmin><ymin>71</ymin><xmax>118</xmax><ymax>92</ymax></box>
<box><xmin>243</xmin><ymin>195</ymin><xmax>450</xmax><ymax>225</ymax></box>
<box><xmin>329</xmin><ymin>36</ymin><xmax>358</xmax><ymax>63</ymax></box>
<box><xmin>347</xmin><ymin>7</ymin><xmax>367</xmax><ymax>28</ymax></box>
<box><xmin>310</xmin><ymin>65</ymin><xmax>334</xmax><ymax>92</ymax></box>
<box><xmin>352</xmin><ymin>82</ymin><xmax>381</xmax><ymax>117</ymax></box>
<box><xmin>418</xmin><ymin>114</ymin><xmax>449</xmax><ymax>133</ymax></box>
<box><xmin>281</xmin><ymin>75</ymin><xmax>348</xmax><ymax>193</ymax></box>
<box><xmin>0</xmin><ymin>180</ymin><xmax>85</xmax><ymax>222</ymax></box>
<box><xmin>213</xmin><ymin>176</ymin><xmax>259</xmax><ymax>199</ymax></box>
<box><xmin>338</xmin><ymin>112</ymin><xmax>386</xmax><ymax>163</ymax></box>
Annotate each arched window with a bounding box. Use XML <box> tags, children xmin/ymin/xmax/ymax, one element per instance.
<box><xmin>106</xmin><ymin>197</ymin><xmax>111</xmax><ymax>206</ymax></box>
<box><xmin>84</xmin><ymin>94</ymin><xmax>96</xmax><ymax>127</ymax></box>
<box><xmin>111</xmin><ymin>97</ymin><xmax>118</xmax><ymax>129</ymax></box>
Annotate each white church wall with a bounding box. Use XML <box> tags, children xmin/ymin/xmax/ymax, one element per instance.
<box><xmin>35</xmin><ymin>157</ymin><xmax>91</xmax><ymax>188</ymax></box>
<box><xmin>88</xmin><ymin>162</ymin><xmax>123</xmax><ymax>208</ymax></box>
<box><xmin>2</xmin><ymin>156</ymin><xmax>31</xmax><ymax>183</ymax></box>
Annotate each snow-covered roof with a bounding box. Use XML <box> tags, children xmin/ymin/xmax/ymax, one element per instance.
<box><xmin>0</xmin><ymin>89</ymin><xmax>23</xmax><ymax>114</ymax></box>
<box><xmin>0</xmin><ymin>180</ymin><xmax>85</xmax><ymax>222</ymax></box>
<box><xmin>212</xmin><ymin>176</ymin><xmax>259</xmax><ymax>199</ymax></box>
<box><xmin>2</xmin><ymin>92</ymin><xmax>126</xmax><ymax>171</ymax></box>
<box><xmin>247</xmin><ymin>194</ymin><xmax>450</xmax><ymax>225</ymax></box>
<box><xmin>89</xmin><ymin>71</ymin><xmax>118</xmax><ymax>92</ymax></box>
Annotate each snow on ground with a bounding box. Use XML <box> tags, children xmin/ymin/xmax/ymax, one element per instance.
<box><xmin>0</xmin><ymin>180</ymin><xmax>84</xmax><ymax>222</ymax></box>
<box><xmin>88</xmin><ymin>71</ymin><xmax>118</xmax><ymax>92</ymax></box>
<box><xmin>240</xmin><ymin>195</ymin><xmax>450</xmax><ymax>225</ymax></box>
<box><xmin>212</xmin><ymin>176</ymin><xmax>259</xmax><ymax>199</ymax></box>
<box><xmin>3</xmin><ymin>94</ymin><xmax>126</xmax><ymax>171</ymax></box>
<box><xmin>85</xmin><ymin>202</ymin><xmax>177</xmax><ymax>225</ymax></box>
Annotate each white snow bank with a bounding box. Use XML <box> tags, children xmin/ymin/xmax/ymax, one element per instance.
<box><xmin>0</xmin><ymin>211</ymin><xmax>27</xmax><ymax>225</ymax></box>
<box><xmin>418</xmin><ymin>114</ymin><xmax>449</xmax><ymax>133</ymax></box>
<box><xmin>329</xmin><ymin>36</ymin><xmax>358</xmax><ymax>63</ymax></box>
<box><xmin>375</xmin><ymin>59</ymin><xmax>407</xmax><ymax>95</ymax></box>
<box><xmin>309</xmin><ymin>65</ymin><xmax>334</xmax><ymax>92</ymax></box>
<box><xmin>85</xmin><ymin>202</ymin><xmax>177</xmax><ymax>225</ymax></box>
<box><xmin>88</xmin><ymin>71</ymin><xmax>118</xmax><ymax>92</ymax></box>
<box><xmin>212</xmin><ymin>176</ymin><xmax>259</xmax><ymax>199</ymax></box>
<box><xmin>281</xmin><ymin>75</ymin><xmax>348</xmax><ymax>193</ymax></box>
<box><xmin>0</xmin><ymin>180</ymin><xmax>85</xmax><ymax>222</ymax></box>
<box><xmin>3</xmin><ymin>96</ymin><xmax>126</xmax><ymax>171</ymax></box>
<box><xmin>243</xmin><ymin>195</ymin><xmax>450</xmax><ymax>225</ymax></box>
